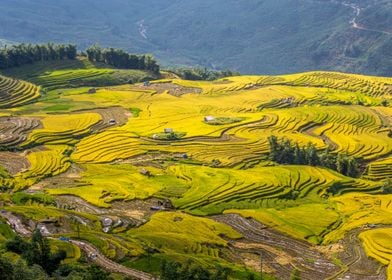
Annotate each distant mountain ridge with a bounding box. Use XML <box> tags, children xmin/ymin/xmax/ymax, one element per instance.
<box><xmin>0</xmin><ymin>0</ymin><xmax>390</xmax><ymax>75</ymax></box>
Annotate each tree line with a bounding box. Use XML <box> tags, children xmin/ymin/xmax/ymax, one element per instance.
<box><xmin>0</xmin><ymin>43</ymin><xmax>161</xmax><ymax>74</ymax></box>
<box><xmin>167</xmin><ymin>67</ymin><xmax>240</xmax><ymax>81</ymax></box>
<box><xmin>268</xmin><ymin>136</ymin><xmax>361</xmax><ymax>178</ymax></box>
<box><xmin>0</xmin><ymin>43</ymin><xmax>77</xmax><ymax>69</ymax></box>
<box><xmin>85</xmin><ymin>44</ymin><xmax>160</xmax><ymax>74</ymax></box>
<box><xmin>3</xmin><ymin>230</ymin><xmax>112</xmax><ymax>279</ymax></box>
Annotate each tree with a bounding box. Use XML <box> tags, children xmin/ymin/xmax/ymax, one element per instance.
<box><xmin>0</xmin><ymin>257</ymin><xmax>14</xmax><ymax>280</ymax></box>
<box><xmin>267</xmin><ymin>136</ymin><xmax>360</xmax><ymax>178</ymax></box>
<box><xmin>85</xmin><ymin>265</ymin><xmax>112</xmax><ymax>280</ymax></box>
<box><xmin>160</xmin><ymin>260</ymin><xmax>181</xmax><ymax>280</ymax></box>
<box><xmin>7</xmin><ymin>230</ymin><xmax>66</xmax><ymax>275</ymax></box>
<box><xmin>305</xmin><ymin>143</ymin><xmax>319</xmax><ymax>166</ymax></box>
<box><xmin>6</xmin><ymin>235</ymin><xmax>30</xmax><ymax>254</ymax></box>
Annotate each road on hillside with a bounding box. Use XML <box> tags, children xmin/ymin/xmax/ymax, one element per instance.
<box><xmin>330</xmin><ymin>0</ymin><xmax>391</xmax><ymax>35</ymax></box>
<box><xmin>0</xmin><ymin>211</ymin><xmax>156</xmax><ymax>280</ymax></box>
<box><xmin>70</xmin><ymin>240</ymin><xmax>156</xmax><ymax>280</ymax></box>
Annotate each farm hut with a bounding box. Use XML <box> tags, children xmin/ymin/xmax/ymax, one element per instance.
<box><xmin>204</xmin><ymin>116</ymin><xmax>215</xmax><ymax>122</ymax></box>
<box><xmin>163</xmin><ymin>199</ymin><xmax>174</xmax><ymax>209</ymax></box>
<box><xmin>164</xmin><ymin>128</ymin><xmax>173</xmax><ymax>133</ymax></box>
<box><xmin>140</xmin><ymin>168</ymin><xmax>151</xmax><ymax>177</ymax></box>
<box><xmin>101</xmin><ymin>217</ymin><xmax>113</xmax><ymax>227</ymax></box>
<box><xmin>88</xmin><ymin>88</ymin><xmax>97</xmax><ymax>94</ymax></box>
<box><xmin>143</xmin><ymin>81</ymin><xmax>150</xmax><ymax>87</ymax></box>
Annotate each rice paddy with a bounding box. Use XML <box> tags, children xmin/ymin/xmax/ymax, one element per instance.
<box><xmin>1</xmin><ymin>68</ymin><xmax>392</xmax><ymax>278</ymax></box>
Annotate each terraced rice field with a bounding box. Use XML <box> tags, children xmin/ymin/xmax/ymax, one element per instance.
<box><xmin>1</xmin><ymin>69</ymin><xmax>392</xmax><ymax>279</ymax></box>
<box><xmin>2</xmin><ymin>58</ymin><xmax>158</xmax><ymax>90</ymax></box>
<box><xmin>0</xmin><ymin>75</ymin><xmax>40</xmax><ymax>108</ymax></box>
<box><xmin>24</xmin><ymin>112</ymin><xmax>101</xmax><ymax>146</ymax></box>
<box><xmin>0</xmin><ymin>116</ymin><xmax>41</xmax><ymax>147</ymax></box>
<box><xmin>360</xmin><ymin>228</ymin><xmax>392</xmax><ymax>280</ymax></box>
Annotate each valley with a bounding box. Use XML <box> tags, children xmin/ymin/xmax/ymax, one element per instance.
<box><xmin>0</xmin><ymin>57</ymin><xmax>391</xmax><ymax>279</ymax></box>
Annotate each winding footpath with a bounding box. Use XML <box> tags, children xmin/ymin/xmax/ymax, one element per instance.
<box><xmin>334</xmin><ymin>1</ymin><xmax>391</xmax><ymax>35</ymax></box>
<box><xmin>0</xmin><ymin>211</ymin><xmax>156</xmax><ymax>280</ymax></box>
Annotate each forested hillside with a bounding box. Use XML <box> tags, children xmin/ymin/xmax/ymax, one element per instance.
<box><xmin>0</xmin><ymin>0</ymin><xmax>390</xmax><ymax>75</ymax></box>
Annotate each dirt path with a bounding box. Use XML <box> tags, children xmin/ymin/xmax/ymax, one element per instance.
<box><xmin>333</xmin><ymin>1</ymin><xmax>391</xmax><ymax>35</ymax></box>
<box><xmin>0</xmin><ymin>210</ymin><xmax>156</xmax><ymax>280</ymax></box>
<box><xmin>70</xmin><ymin>240</ymin><xmax>156</xmax><ymax>279</ymax></box>
<box><xmin>137</xmin><ymin>20</ymin><xmax>148</xmax><ymax>39</ymax></box>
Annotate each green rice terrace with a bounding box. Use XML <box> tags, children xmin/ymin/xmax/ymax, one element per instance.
<box><xmin>0</xmin><ymin>57</ymin><xmax>392</xmax><ymax>279</ymax></box>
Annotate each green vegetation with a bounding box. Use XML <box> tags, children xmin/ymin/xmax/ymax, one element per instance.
<box><xmin>268</xmin><ymin>136</ymin><xmax>361</xmax><ymax>177</ymax></box>
<box><xmin>2</xmin><ymin>56</ymin><xmax>159</xmax><ymax>90</ymax></box>
<box><xmin>0</xmin><ymin>43</ymin><xmax>77</xmax><ymax>70</ymax></box>
<box><xmin>0</xmin><ymin>254</ymin><xmax>114</xmax><ymax>280</ymax></box>
<box><xmin>167</xmin><ymin>67</ymin><xmax>240</xmax><ymax>81</ymax></box>
<box><xmin>0</xmin><ymin>1</ymin><xmax>391</xmax><ymax>75</ymax></box>
<box><xmin>6</xmin><ymin>230</ymin><xmax>66</xmax><ymax>274</ymax></box>
<box><xmin>86</xmin><ymin>44</ymin><xmax>160</xmax><ymax>74</ymax></box>
<box><xmin>11</xmin><ymin>192</ymin><xmax>55</xmax><ymax>206</ymax></box>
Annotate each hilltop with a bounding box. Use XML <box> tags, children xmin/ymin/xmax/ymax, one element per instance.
<box><xmin>0</xmin><ymin>57</ymin><xmax>391</xmax><ymax>279</ymax></box>
<box><xmin>0</xmin><ymin>0</ymin><xmax>391</xmax><ymax>76</ymax></box>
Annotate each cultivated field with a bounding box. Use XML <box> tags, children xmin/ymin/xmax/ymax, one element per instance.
<box><xmin>1</xmin><ymin>68</ymin><xmax>392</xmax><ymax>279</ymax></box>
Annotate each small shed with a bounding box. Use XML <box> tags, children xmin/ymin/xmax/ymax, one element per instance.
<box><xmin>204</xmin><ymin>116</ymin><xmax>215</xmax><ymax>122</ymax></box>
<box><xmin>88</xmin><ymin>88</ymin><xmax>97</xmax><ymax>94</ymax></box>
<box><xmin>143</xmin><ymin>81</ymin><xmax>150</xmax><ymax>87</ymax></box>
<box><xmin>163</xmin><ymin>199</ymin><xmax>174</xmax><ymax>209</ymax></box>
<box><xmin>140</xmin><ymin>168</ymin><xmax>151</xmax><ymax>177</ymax></box>
<box><xmin>164</xmin><ymin>128</ymin><xmax>173</xmax><ymax>133</ymax></box>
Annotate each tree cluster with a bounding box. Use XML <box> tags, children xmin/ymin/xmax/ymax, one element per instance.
<box><xmin>268</xmin><ymin>136</ymin><xmax>361</xmax><ymax>177</ymax></box>
<box><xmin>168</xmin><ymin>67</ymin><xmax>240</xmax><ymax>81</ymax></box>
<box><xmin>6</xmin><ymin>230</ymin><xmax>66</xmax><ymax>275</ymax></box>
<box><xmin>160</xmin><ymin>260</ymin><xmax>230</xmax><ymax>280</ymax></box>
<box><xmin>0</xmin><ymin>257</ymin><xmax>112</xmax><ymax>280</ymax></box>
<box><xmin>3</xmin><ymin>231</ymin><xmax>113</xmax><ymax>279</ymax></box>
<box><xmin>85</xmin><ymin>45</ymin><xmax>160</xmax><ymax>74</ymax></box>
<box><xmin>0</xmin><ymin>43</ymin><xmax>77</xmax><ymax>69</ymax></box>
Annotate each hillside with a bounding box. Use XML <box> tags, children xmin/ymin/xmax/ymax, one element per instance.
<box><xmin>0</xmin><ymin>59</ymin><xmax>391</xmax><ymax>279</ymax></box>
<box><xmin>0</xmin><ymin>0</ymin><xmax>391</xmax><ymax>76</ymax></box>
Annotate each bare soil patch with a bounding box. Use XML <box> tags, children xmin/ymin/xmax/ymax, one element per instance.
<box><xmin>0</xmin><ymin>116</ymin><xmax>41</xmax><ymax>147</ymax></box>
<box><xmin>134</xmin><ymin>82</ymin><xmax>202</xmax><ymax>97</ymax></box>
<box><xmin>0</xmin><ymin>152</ymin><xmax>29</xmax><ymax>174</ymax></box>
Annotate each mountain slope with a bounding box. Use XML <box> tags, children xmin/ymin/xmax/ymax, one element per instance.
<box><xmin>0</xmin><ymin>0</ymin><xmax>390</xmax><ymax>75</ymax></box>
